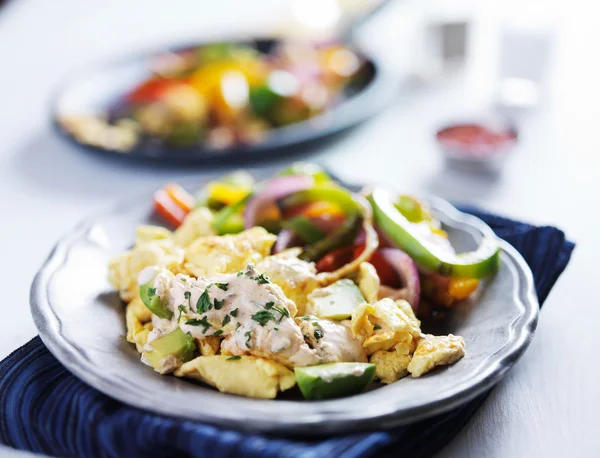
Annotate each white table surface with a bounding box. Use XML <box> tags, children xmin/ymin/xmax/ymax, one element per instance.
<box><xmin>0</xmin><ymin>0</ymin><xmax>598</xmax><ymax>457</ymax></box>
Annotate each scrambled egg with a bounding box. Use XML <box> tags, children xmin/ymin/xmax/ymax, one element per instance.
<box><xmin>182</xmin><ymin>227</ymin><xmax>276</xmax><ymax>277</ymax></box>
<box><xmin>370</xmin><ymin>350</ymin><xmax>412</xmax><ymax>384</ymax></box>
<box><xmin>125</xmin><ymin>296</ymin><xmax>153</xmax><ymax>352</ymax></box>
<box><xmin>407</xmin><ymin>334</ymin><xmax>466</xmax><ymax>377</ymax></box>
<box><xmin>255</xmin><ymin>248</ymin><xmax>319</xmax><ymax>316</ymax></box>
<box><xmin>109</xmin><ymin>238</ymin><xmax>184</xmax><ymax>302</ymax></box>
<box><xmin>135</xmin><ymin>225</ymin><xmax>172</xmax><ymax>243</ymax></box>
<box><xmin>174</xmin><ymin>355</ymin><xmax>296</xmax><ymax>399</ymax></box>
<box><xmin>351</xmin><ymin>298</ymin><xmax>421</xmax><ymax>356</ymax></box>
<box><xmin>356</xmin><ymin>262</ymin><xmax>380</xmax><ymax>303</ymax></box>
<box><xmin>197</xmin><ymin>336</ymin><xmax>221</xmax><ymax>356</ymax></box>
<box><xmin>172</xmin><ymin>207</ymin><xmax>215</xmax><ymax>247</ymax></box>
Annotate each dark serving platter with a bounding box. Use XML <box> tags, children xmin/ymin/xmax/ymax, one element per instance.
<box><xmin>51</xmin><ymin>38</ymin><xmax>396</xmax><ymax>164</ymax></box>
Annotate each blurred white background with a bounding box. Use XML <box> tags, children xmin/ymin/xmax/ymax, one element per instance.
<box><xmin>0</xmin><ymin>0</ymin><xmax>598</xmax><ymax>456</ymax></box>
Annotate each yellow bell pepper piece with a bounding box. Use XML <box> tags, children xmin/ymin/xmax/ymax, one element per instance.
<box><xmin>207</xmin><ymin>183</ymin><xmax>250</xmax><ymax>205</ymax></box>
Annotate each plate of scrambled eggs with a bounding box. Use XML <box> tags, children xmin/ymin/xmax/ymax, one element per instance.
<box><xmin>30</xmin><ymin>164</ymin><xmax>538</xmax><ymax>433</ymax></box>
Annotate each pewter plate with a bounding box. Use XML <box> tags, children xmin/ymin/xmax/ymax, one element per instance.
<box><xmin>30</xmin><ymin>171</ymin><xmax>538</xmax><ymax>435</ymax></box>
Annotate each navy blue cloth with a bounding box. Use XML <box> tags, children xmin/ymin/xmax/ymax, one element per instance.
<box><xmin>0</xmin><ymin>208</ymin><xmax>574</xmax><ymax>458</ymax></box>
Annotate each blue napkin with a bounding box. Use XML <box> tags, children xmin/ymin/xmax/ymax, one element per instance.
<box><xmin>0</xmin><ymin>208</ymin><xmax>574</xmax><ymax>458</ymax></box>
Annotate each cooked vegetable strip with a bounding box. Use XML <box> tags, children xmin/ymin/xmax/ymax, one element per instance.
<box><xmin>213</xmin><ymin>193</ymin><xmax>252</xmax><ymax>235</ymax></box>
<box><xmin>316</xmin><ymin>194</ymin><xmax>379</xmax><ymax>286</ymax></box>
<box><xmin>299</xmin><ymin>215</ymin><xmax>360</xmax><ymax>262</ymax></box>
<box><xmin>283</xmin><ymin>217</ymin><xmax>325</xmax><ymax>244</ymax></box>
<box><xmin>153</xmin><ymin>184</ymin><xmax>195</xmax><ymax>228</ymax></box>
<box><xmin>280</xmin><ymin>185</ymin><xmax>361</xmax><ymax>215</ymax></box>
<box><xmin>369</xmin><ymin>188</ymin><xmax>500</xmax><ymax>279</ymax></box>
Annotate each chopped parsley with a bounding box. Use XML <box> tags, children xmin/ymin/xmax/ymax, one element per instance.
<box><xmin>147</xmin><ymin>287</ymin><xmax>156</xmax><ymax>297</ymax></box>
<box><xmin>236</xmin><ymin>322</ymin><xmax>241</xmax><ymax>330</ymax></box>
<box><xmin>222</xmin><ymin>314</ymin><xmax>231</xmax><ymax>326</ymax></box>
<box><xmin>227</xmin><ymin>356</ymin><xmax>241</xmax><ymax>361</ymax></box>
<box><xmin>186</xmin><ymin>317</ymin><xmax>211</xmax><ymax>333</ymax></box>
<box><xmin>273</xmin><ymin>305</ymin><xmax>290</xmax><ymax>319</ymax></box>
<box><xmin>215</xmin><ymin>283</ymin><xmax>229</xmax><ymax>291</ymax></box>
<box><xmin>237</xmin><ymin>271</ymin><xmax>244</xmax><ymax>277</ymax></box>
<box><xmin>184</xmin><ymin>291</ymin><xmax>191</xmax><ymax>300</ymax></box>
<box><xmin>274</xmin><ymin>326</ymin><xmax>279</xmax><ymax>331</ymax></box>
<box><xmin>313</xmin><ymin>322</ymin><xmax>324</xmax><ymax>341</ymax></box>
<box><xmin>230</xmin><ymin>308</ymin><xmax>238</xmax><ymax>317</ymax></box>
<box><xmin>196</xmin><ymin>287</ymin><xmax>211</xmax><ymax>313</ymax></box>
<box><xmin>213</xmin><ymin>298</ymin><xmax>225</xmax><ymax>310</ymax></box>
<box><xmin>245</xmin><ymin>330</ymin><xmax>253</xmax><ymax>348</ymax></box>
<box><xmin>251</xmin><ymin>310</ymin><xmax>275</xmax><ymax>326</ymax></box>
<box><xmin>373</xmin><ymin>324</ymin><xmax>382</xmax><ymax>330</ymax></box>
<box><xmin>255</xmin><ymin>273</ymin><xmax>270</xmax><ymax>284</ymax></box>
<box><xmin>301</xmin><ymin>316</ymin><xmax>311</xmax><ymax>321</ymax></box>
<box><xmin>213</xmin><ymin>330</ymin><xmax>224</xmax><ymax>337</ymax></box>
<box><xmin>264</xmin><ymin>301</ymin><xmax>274</xmax><ymax>309</ymax></box>
<box><xmin>177</xmin><ymin>304</ymin><xmax>186</xmax><ymax>315</ymax></box>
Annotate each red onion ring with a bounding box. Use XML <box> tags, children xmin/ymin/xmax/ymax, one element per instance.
<box><xmin>244</xmin><ymin>175</ymin><xmax>314</xmax><ymax>229</ymax></box>
<box><xmin>379</xmin><ymin>248</ymin><xmax>420</xmax><ymax>311</ymax></box>
<box><xmin>273</xmin><ymin>228</ymin><xmax>297</xmax><ymax>254</ymax></box>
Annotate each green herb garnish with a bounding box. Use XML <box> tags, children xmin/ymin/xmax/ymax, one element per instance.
<box><xmin>251</xmin><ymin>310</ymin><xmax>275</xmax><ymax>326</ymax></box>
<box><xmin>236</xmin><ymin>322</ymin><xmax>241</xmax><ymax>330</ymax></box>
<box><xmin>213</xmin><ymin>330</ymin><xmax>224</xmax><ymax>337</ymax></box>
<box><xmin>227</xmin><ymin>356</ymin><xmax>241</xmax><ymax>361</ymax></box>
<box><xmin>215</xmin><ymin>283</ymin><xmax>229</xmax><ymax>291</ymax></box>
<box><xmin>245</xmin><ymin>330</ymin><xmax>252</xmax><ymax>348</ymax></box>
<box><xmin>177</xmin><ymin>304</ymin><xmax>186</xmax><ymax>315</ymax></box>
<box><xmin>196</xmin><ymin>287</ymin><xmax>211</xmax><ymax>313</ymax></box>
<box><xmin>373</xmin><ymin>324</ymin><xmax>382</xmax><ymax>330</ymax></box>
<box><xmin>214</xmin><ymin>298</ymin><xmax>225</xmax><ymax>310</ymax></box>
<box><xmin>147</xmin><ymin>288</ymin><xmax>156</xmax><ymax>297</ymax></box>
<box><xmin>186</xmin><ymin>317</ymin><xmax>211</xmax><ymax>333</ymax></box>
<box><xmin>222</xmin><ymin>314</ymin><xmax>231</xmax><ymax>326</ymax></box>
<box><xmin>314</xmin><ymin>328</ymin><xmax>324</xmax><ymax>340</ymax></box>
<box><xmin>265</xmin><ymin>301</ymin><xmax>275</xmax><ymax>309</ymax></box>
<box><xmin>230</xmin><ymin>308</ymin><xmax>238</xmax><ymax>317</ymax></box>
<box><xmin>237</xmin><ymin>271</ymin><xmax>243</xmax><ymax>277</ymax></box>
<box><xmin>255</xmin><ymin>273</ymin><xmax>270</xmax><ymax>284</ymax></box>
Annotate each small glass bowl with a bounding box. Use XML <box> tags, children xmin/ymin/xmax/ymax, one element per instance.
<box><xmin>435</xmin><ymin>121</ymin><xmax>518</xmax><ymax>174</ymax></box>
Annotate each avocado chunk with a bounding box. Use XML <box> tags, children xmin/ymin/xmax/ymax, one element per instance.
<box><xmin>140</xmin><ymin>280</ymin><xmax>173</xmax><ymax>319</ymax></box>
<box><xmin>308</xmin><ymin>279</ymin><xmax>366</xmax><ymax>320</ymax></box>
<box><xmin>143</xmin><ymin>328</ymin><xmax>196</xmax><ymax>373</ymax></box>
<box><xmin>295</xmin><ymin>362</ymin><xmax>376</xmax><ymax>400</ymax></box>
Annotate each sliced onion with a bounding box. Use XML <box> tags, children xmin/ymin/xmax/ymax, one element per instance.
<box><xmin>273</xmin><ymin>228</ymin><xmax>297</xmax><ymax>254</ymax></box>
<box><xmin>244</xmin><ymin>175</ymin><xmax>314</xmax><ymax>229</ymax></box>
<box><xmin>379</xmin><ymin>248</ymin><xmax>420</xmax><ymax>311</ymax></box>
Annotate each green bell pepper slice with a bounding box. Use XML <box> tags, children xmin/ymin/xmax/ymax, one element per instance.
<box><xmin>280</xmin><ymin>185</ymin><xmax>361</xmax><ymax>215</ymax></box>
<box><xmin>299</xmin><ymin>214</ymin><xmax>361</xmax><ymax>262</ymax></box>
<box><xmin>212</xmin><ymin>193</ymin><xmax>252</xmax><ymax>235</ymax></box>
<box><xmin>369</xmin><ymin>188</ymin><xmax>500</xmax><ymax>279</ymax></box>
<box><xmin>283</xmin><ymin>216</ymin><xmax>325</xmax><ymax>244</ymax></box>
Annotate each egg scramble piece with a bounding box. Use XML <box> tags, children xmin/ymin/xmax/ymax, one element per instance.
<box><xmin>109</xmin><ymin>221</ymin><xmax>466</xmax><ymax>399</ymax></box>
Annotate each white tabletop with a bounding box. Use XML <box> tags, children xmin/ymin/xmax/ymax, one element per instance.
<box><xmin>0</xmin><ymin>0</ymin><xmax>597</xmax><ymax>457</ymax></box>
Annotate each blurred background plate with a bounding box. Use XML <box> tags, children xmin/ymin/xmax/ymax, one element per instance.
<box><xmin>51</xmin><ymin>38</ymin><xmax>396</xmax><ymax>164</ymax></box>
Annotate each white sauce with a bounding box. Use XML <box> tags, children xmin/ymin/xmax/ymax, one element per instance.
<box><xmin>154</xmin><ymin>264</ymin><xmax>321</xmax><ymax>367</ymax></box>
